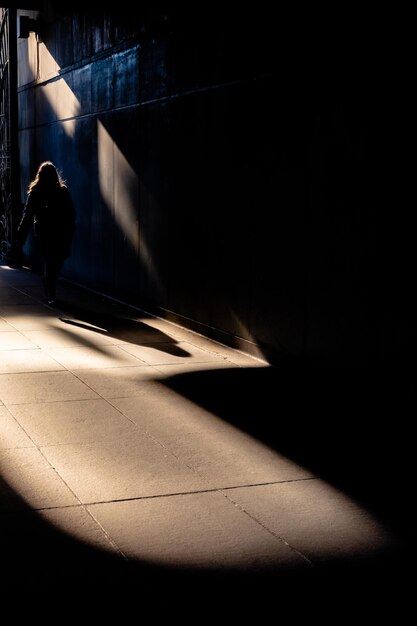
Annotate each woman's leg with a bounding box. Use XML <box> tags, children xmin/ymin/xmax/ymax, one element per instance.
<box><xmin>43</xmin><ymin>259</ymin><xmax>56</xmax><ymax>300</ymax></box>
<box><xmin>43</xmin><ymin>256</ymin><xmax>63</xmax><ymax>302</ymax></box>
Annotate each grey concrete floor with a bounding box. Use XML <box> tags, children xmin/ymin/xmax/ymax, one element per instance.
<box><xmin>0</xmin><ymin>263</ymin><xmax>410</xmax><ymax>618</ymax></box>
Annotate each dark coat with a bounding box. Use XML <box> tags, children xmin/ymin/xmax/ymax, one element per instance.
<box><xmin>17</xmin><ymin>184</ymin><xmax>76</xmax><ymax>261</ymax></box>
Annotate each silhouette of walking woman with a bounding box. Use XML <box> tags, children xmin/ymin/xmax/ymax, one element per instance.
<box><xmin>16</xmin><ymin>161</ymin><xmax>76</xmax><ymax>304</ymax></box>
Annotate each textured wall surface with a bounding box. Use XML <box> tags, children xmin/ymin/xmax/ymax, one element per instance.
<box><xmin>16</xmin><ymin>5</ymin><xmax>379</xmax><ymax>366</ymax></box>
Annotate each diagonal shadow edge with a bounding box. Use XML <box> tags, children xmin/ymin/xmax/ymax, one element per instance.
<box><xmin>159</xmin><ymin>360</ymin><xmax>414</xmax><ymax>536</ymax></box>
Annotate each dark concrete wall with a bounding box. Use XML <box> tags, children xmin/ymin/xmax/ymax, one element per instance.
<box><xmin>16</xmin><ymin>5</ymin><xmax>385</xmax><ymax>367</ymax></box>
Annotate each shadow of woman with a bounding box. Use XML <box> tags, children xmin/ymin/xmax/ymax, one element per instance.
<box><xmin>57</xmin><ymin>300</ymin><xmax>191</xmax><ymax>357</ymax></box>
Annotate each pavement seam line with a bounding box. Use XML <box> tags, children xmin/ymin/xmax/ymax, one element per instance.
<box><xmin>219</xmin><ymin>488</ymin><xmax>315</xmax><ymax>568</ymax></box>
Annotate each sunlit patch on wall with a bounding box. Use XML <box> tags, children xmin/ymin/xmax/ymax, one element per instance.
<box><xmin>25</xmin><ymin>30</ymin><xmax>80</xmax><ymax>137</ymax></box>
<box><xmin>97</xmin><ymin>120</ymin><xmax>164</xmax><ymax>297</ymax></box>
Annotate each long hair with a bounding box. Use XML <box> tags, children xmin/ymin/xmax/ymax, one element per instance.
<box><xmin>28</xmin><ymin>161</ymin><xmax>66</xmax><ymax>193</ymax></box>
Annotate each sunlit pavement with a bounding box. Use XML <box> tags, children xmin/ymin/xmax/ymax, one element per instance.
<box><xmin>0</xmin><ymin>263</ymin><xmax>410</xmax><ymax>616</ymax></box>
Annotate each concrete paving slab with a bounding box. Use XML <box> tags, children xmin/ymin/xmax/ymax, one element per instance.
<box><xmin>153</xmin><ymin>361</ymin><xmax>237</xmax><ymax>376</ymax></box>
<box><xmin>0</xmin><ymin>406</ymin><xmax>36</xmax><ymax>449</ymax></box>
<box><xmin>88</xmin><ymin>491</ymin><xmax>310</xmax><ymax>570</ymax></box>
<box><xmin>39</xmin><ymin>505</ymin><xmax>121</xmax><ymax>554</ymax></box>
<box><xmin>0</xmin><ymin>286</ymin><xmax>24</xmax><ymax>297</ymax></box>
<box><xmin>0</xmin><ymin>331</ymin><xmax>39</xmax><ymax>350</ymax></box>
<box><xmin>154</xmin><ymin>429</ymin><xmax>314</xmax><ymax>487</ymax></box>
<box><xmin>0</xmin><ymin>318</ymin><xmax>15</xmax><ymax>331</ymax></box>
<box><xmin>0</xmin><ymin>370</ymin><xmax>99</xmax><ymax>404</ymax></box>
<box><xmin>210</xmin><ymin>347</ymin><xmax>267</xmax><ymax>366</ymax></box>
<box><xmin>0</xmin><ymin>348</ymin><xmax>65</xmax><ymax>373</ymax></box>
<box><xmin>7</xmin><ymin>315</ymin><xmax>66</xmax><ymax>331</ymax></box>
<box><xmin>56</xmin><ymin>312</ymin><xmax>174</xmax><ymax>344</ymax></box>
<box><xmin>9</xmin><ymin>398</ymin><xmax>139</xmax><ymax>446</ymax></box>
<box><xmin>0</xmin><ymin>291</ymin><xmax>35</xmax><ymax>305</ymax></box>
<box><xmin>73</xmin><ymin>365</ymin><xmax>163</xmax><ymax>398</ymax></box>
<box><xmin>0</xmin><ymin>304</ymin><xmax>52</xmax><ymax>317</ymax></box>
<box><xmin>0</xmin><ymin>306</ymin><xmax>58</xmax><ymax>331</ymax></box>
<box><xmin>0</xmin><ymin>268</ymin><xmax>39</xmax><ymax>286</ymax></box>
<box><xmin>226</xmin><ymin>480</ymin><xmax>393</xmax><ymax>563</ymax></box>
<box><xmin>45</xmin><ymin>344</ymin><xmax>148</xmax><ymax>369</ymax></box>
<box><xmin>22</xmin><ymin>325</ymin><xmax>125</xmax><ymax>348</ymax></box>
<box><xmin>101</xmin><ymin>325</ymin><xmax>178</xmax><ymax>345</ymax></box>
<box><xmin>119</xmin><ymin>340</ymin><xmax>229</xmax><ymax>365</ymax></box>
<box><xmin>40</xmin><ymin>433</ymin><xmax>206</xmax><ymax>503</ymax></box>
<box><xmin>0</xmin><ymin>447</ymin><xmax>79</xmax><ymax>511</ymax></box>
<box><xmin>110</xmin><ymin>393</ymin><xmax>234</xmax><ymax>439</ymax></box>
<box><xmin>11</xmin><ymin>285</ymin><xmax>46</xmax><ymax>300</ymax></box>
<box><xmin>140</xmin><ymin>317</ymin><xmax>224</xmax><ymax>345</ymax></box>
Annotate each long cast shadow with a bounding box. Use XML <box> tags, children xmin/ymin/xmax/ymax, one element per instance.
<box><xmin>0</xmin><ymin>357</ymin><xmax>411</xmax><ymax>612</ymax></box>
<box><xmin>0</xmin><ymin>471</ymin><xmax>406</xmax><ymax>615</ymax></box>
<box><xmin>57</xmin><ymin>299</ymin><xmax>192</xmax><ymax>357</ymax></box>
<box><xmin>160</xmin><ymin>355</ymin><xmax>415</xmax><ymax>537</ymax></box>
